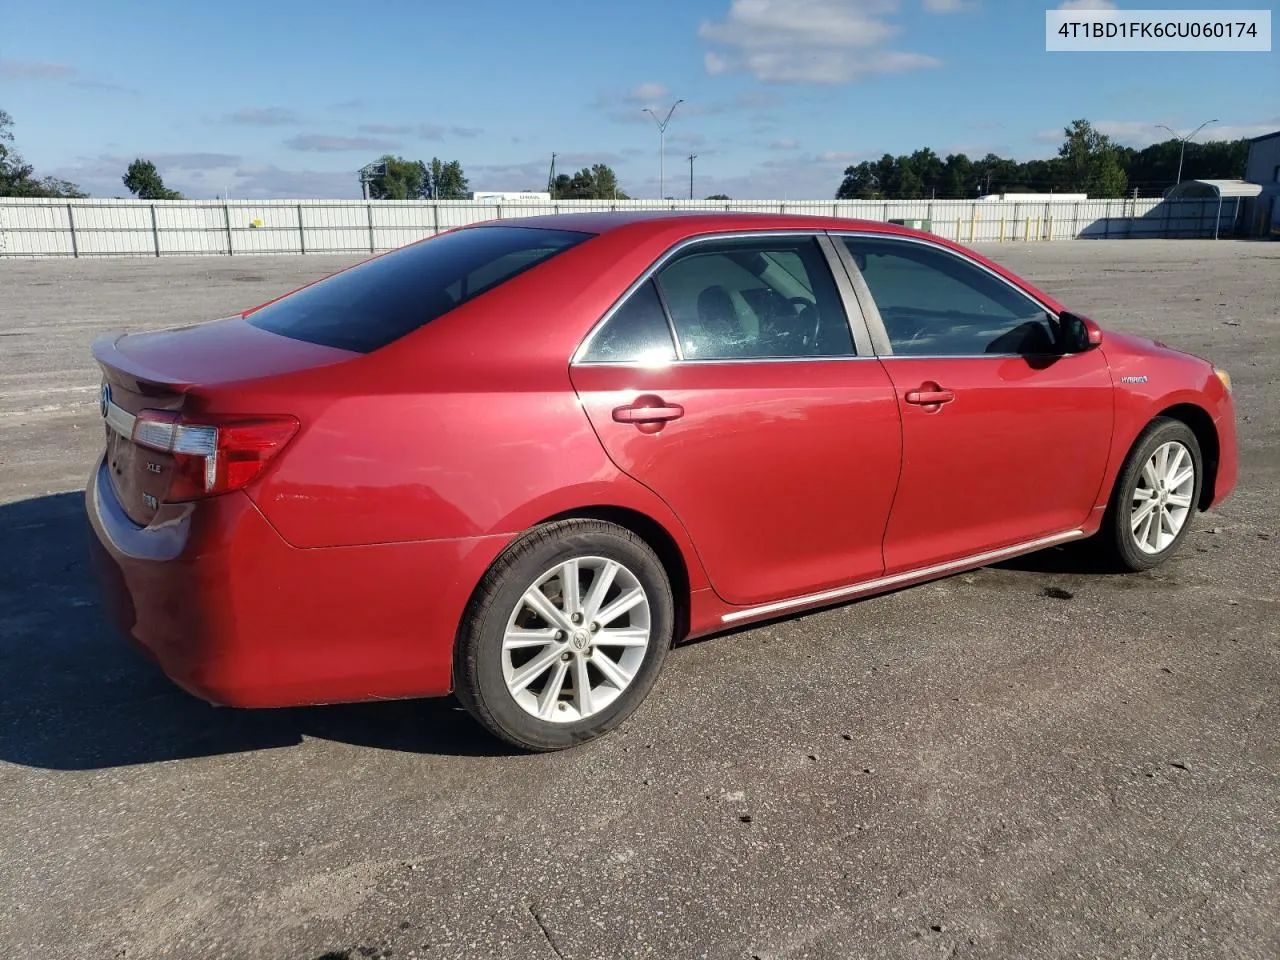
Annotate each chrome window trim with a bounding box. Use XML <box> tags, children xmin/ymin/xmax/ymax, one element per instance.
<box><xmin>720</xmin><ymin>528</ymin><xmax>1086</xmax><ymax>624</ymax></box>
<box><xmin>571</xmin><ymin>230</ymin><xmax>865</xmax><ymax>367</ymax></box>
<box><xmin>815</xmin><ymin>233</ymin><xmax>875</xmax><ymax>357</ymax></box>
<box><xmin>574</xmin><ymin>355</ymin><xmax>881</xmax><ymax>368</ymax></box>
<box><xmin>826</xmin><ymin>230</ymin><xmax>1071</xmax><ymax>359</ymax></box>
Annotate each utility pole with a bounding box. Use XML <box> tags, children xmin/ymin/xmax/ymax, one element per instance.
<box><xmin>643</xmin><ymin>100</ymin><xmax>683</xmax><ymax>200</ymax></box>
<box><xmin>1155</xmin><ymin>119</ymin><xmax>1218</xmax><ymax>187</ymax></box>
<box><xmin>688</xmin><ymin>153</ymin><xmax>697</xmax><ymax>199</ymax></box>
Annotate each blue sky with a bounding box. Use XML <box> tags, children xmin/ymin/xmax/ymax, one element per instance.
<box><xmin>2</xmin><ymin>0</ymin><xmax>1276</xmax><ymax>199</ymax></box>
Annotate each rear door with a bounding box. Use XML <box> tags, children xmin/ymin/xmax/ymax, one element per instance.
<box><xmin>570</xmin><ymin>233</ymin><xmax>902</xmax><ymax>608</ymax></box>
<box><xmin>832</xmin><ymin>233</ymin><xmax>1114</xmax><ymax>573</ymax></box>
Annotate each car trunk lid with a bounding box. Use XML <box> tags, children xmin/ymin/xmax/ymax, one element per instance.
<box><xmin>93</xmin><ymin>316</ymin><xmax>356</xmax><ymax>527</ymax></box>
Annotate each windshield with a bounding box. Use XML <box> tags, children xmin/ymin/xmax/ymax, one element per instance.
<box><xmin>246</xmin><ymin>225</ymin><xmax>592</xmax><ymax>353</ymax></box>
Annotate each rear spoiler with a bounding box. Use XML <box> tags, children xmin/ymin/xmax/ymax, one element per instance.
<box><xmin>91</xmin><ymin>334</ymin><xmax>195</xmax><ymax>394</ymax></box>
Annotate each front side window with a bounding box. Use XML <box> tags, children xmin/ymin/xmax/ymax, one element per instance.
<box><xmin>248</xmin><ymin>225</ymin><xmax>591</xmax><ymax>353</ymax></box>
<box><xmin>654</xmin><ymin>236</ymin><xmax>854</xmax><ymax>360</ymax></box>
<box><xmin>843</xmin><ymin>237</ymin><xmax>1058</xmax><ymax>357</ymax></box>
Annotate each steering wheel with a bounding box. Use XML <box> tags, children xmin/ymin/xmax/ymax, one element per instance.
<box><xmin>789</xmin><ymin>297</ymin><xmax>822</xmax><ymax>349</ymax></box>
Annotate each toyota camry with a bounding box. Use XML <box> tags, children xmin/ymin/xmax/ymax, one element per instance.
<box><xmin>86</xmin><ymin>212</ymin><xmax>1238</xmax><ymax>750</ymax></box>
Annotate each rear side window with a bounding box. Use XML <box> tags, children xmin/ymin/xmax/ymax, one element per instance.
<box><xmin>247</xmin><ymin>226</ymin><xmax>591</xmax><ymax>353</ymax></box>
<box><xmin>580</xmin><ymin>280</ymin><xmax>677</xmax><ymax>363</ymax></box>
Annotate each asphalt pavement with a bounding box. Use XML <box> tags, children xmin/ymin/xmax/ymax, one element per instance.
<box><xmin>0</xmin><ymin>239</ymin><xmax>1276</xmax><ymax>959</ymax></box>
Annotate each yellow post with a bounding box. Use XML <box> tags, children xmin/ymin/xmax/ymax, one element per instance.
<box><xmin>1024</xmin><ymin>217</ymin><xmax>1030</xmax><ymax>241</ymax></box>
<box><xmin>999</xmin><ymin>219</ymin><xmax>1005</xmax><ymax>243</ymax></box>
<box><xmin>1034</xmin><ymin>217</ymin><xmax>1041</xmax><ymax>241</ymax></box>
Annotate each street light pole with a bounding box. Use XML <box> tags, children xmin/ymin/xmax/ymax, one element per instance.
<box><xmin>688</xmin><ymin>153</ymin><xmax>697</xmax><ymax>199</ymax></box>
<box><xmin>1156</xmin><ymin>119</ymin><xmax>1218</xmax><ymax>186</ymax></box>
<box><xmin>643</xmin><ymin>100</ymin><xmax>683</xmax><ymax>199</ymax></box>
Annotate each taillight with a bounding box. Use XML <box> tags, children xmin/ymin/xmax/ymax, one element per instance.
<box><xmin>131</xmin><ymin>412</ymin><xmax>299</xmax><ymax>501</ymax></box>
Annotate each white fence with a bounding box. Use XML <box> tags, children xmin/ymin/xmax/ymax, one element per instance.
<box><xmin>0</xmin><ymin>196</ymin><xmax>1247</xmax><ymax>258</ymax></box>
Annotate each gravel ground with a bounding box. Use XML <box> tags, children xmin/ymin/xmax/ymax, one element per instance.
<box><xmin>0</xmin><ymin>239</ymin><xmax>1277</xmax><ymax>960</ymax></box>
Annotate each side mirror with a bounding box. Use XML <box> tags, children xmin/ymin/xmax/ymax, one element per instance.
<box><xmin>1059</xmin><ymin>311</ymin><xmax>1103</xmax><ymax>353</ymax></box>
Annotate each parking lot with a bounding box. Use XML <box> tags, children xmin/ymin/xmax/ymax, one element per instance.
<box><xmin>1</xmin><ymin>240</ymin><xmax>1277</xmax><ymax>960</ymax></box>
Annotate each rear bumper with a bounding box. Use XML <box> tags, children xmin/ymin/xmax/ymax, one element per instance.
<box><xmin>86</xmin><ymin>458</ymin><xmax>510</xmax><ymax>707</ymax></box>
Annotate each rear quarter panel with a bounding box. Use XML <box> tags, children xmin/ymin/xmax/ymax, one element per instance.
<box><xmin>217</xmin><ymin>234</ymin><xmax>714</xmax><ymax>591</ymax></box>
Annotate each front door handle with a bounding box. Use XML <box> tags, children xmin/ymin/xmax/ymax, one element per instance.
<box><xmin>904</xmin><ymin>382</ymin><xmax>955</xmax><ymax>409</ymax></box>
<box><xmin>613</xmin><ymin>395</ymin><xmax>685</xmax><ymax>433</ymax></box>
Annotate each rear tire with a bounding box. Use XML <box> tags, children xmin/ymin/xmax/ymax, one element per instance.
<box><xmin>1096</xmin><ymin>417</ymin><xmax>1202</xmax><ymax>572</ymax></box>
<box><xmin>454</xmin><ymin>519</ymin><xmax>673</xmax><ymax>751</ymax></box>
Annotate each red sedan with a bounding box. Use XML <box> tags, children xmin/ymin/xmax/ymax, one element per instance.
<box><xmin>86</xmin><ymin>213</ymin><xmax>1238</xmax><ymax>750</ymax></box>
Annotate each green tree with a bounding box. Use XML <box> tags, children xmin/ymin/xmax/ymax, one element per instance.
<box><xmin>836</xmin><ymin>161</ymin><xmax>880</xmax><ymax>199</ymax></box>
<box><xmin>941</xmin><ymin>153</ymin><xmax>973</xmax><ymax>198</ymax></box>
<box><xmin>908</xmin><ymin>147</ymin><xmax>944</xmax><ymax>196</ymax></box>
<box><xmin>705</xmin><ymin>193</ymin><xmax>731</xmax><ymax>200</ymax></box>
<box><xmin>122</xmin><ymin>158</ymin><xmax>183</xmax><ymax>199</ymax></box>
<box><xmin>367</xmin><ymin>155</ymin><xmax>427</xmax><ymax>199</ymax></box>
<box><xmin>549</xmin><ymin>164</ymin><xmax>628</xmax><ymax>200</ymax></box>
<box><xmin>1057</xmin><ymin>119</ymin><xmax>1127</xmax><ymax>198</ymax></box>
<box><xmin>425</xmin><ymin>158</ymin><xmax>470</xmax><ymax>199</ymax></box>
<box><xmin>1</xmin><ymin>109</ymin><xmax>85</xmax><ymax>197</ymax></box>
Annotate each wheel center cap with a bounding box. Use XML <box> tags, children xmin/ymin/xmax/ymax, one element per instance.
<box><xmin>570</xmin><ymin>629</ymin><xmax>590</xmax><ymax>651</ymax></box>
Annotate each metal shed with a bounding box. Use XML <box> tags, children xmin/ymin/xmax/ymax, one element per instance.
<box><xmin>1164</xmin><ymin>179</ymin><xmax>1264</xmax><ymax>200</ymax></box>
<box><xmin>1164</xmin><ymin>180</ymin><xmax>1263</xmax><ymax>238</ymax></box>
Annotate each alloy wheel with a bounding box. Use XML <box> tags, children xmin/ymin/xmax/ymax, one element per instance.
<box><xmin>1130</xmin><ymin>440</ymin><xmax>1196</xmax><ymax>555</ymax></box>
<box><xmin>501</xmin><ymin>556</ymin><xmax>652</xmax><ymax>723</ymax></box>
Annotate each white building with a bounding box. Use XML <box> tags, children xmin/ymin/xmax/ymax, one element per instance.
<box><xmin>977</xmin><ymin>193</ymin><xmax>1089</xmax><ymax>202</ymax></box>
<box><xmin>469</xmin><ymin>192</ymin><xmax>551</xmax><ymax>203</ymax></box>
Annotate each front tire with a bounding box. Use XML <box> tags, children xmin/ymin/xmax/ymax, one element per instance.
<box><xmin>1098</xmin><ymin>417</ymin><xmax>1203</xmax><ymax>572</ymax></box>
<box><xmin>454</xmin><ymin>519</ymin><xmax>674</xmax><ymax>751</ymax></box>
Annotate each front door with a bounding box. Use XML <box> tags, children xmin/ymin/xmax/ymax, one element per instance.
<box><xmin>835</xmin><ymin>234</ymin><xmax>1114</xmax><ymax>573</ymax></box>
<box><xmin>571</xmin><ymin>234</ymin><xmax>902</xmax><ymax>608</ymax></box>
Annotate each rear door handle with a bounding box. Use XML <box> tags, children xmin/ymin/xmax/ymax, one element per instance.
<box><xmin>612</xmin><ymin>395</ymin><xmax>685</xmax><ymax>433</ymax></box>
<box><xmin>904</xmin><ymin>382</ymin><xmax>955</xmax><ymax>408</ymax></box>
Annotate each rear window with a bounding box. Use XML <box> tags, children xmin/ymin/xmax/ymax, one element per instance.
<box><xmin>246</xmin><ymin>225</ymin><xmax>592</xmax><ymax>353</ymax></box>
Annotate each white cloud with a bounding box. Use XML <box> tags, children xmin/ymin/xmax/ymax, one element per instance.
<box><xmin>699</xmin><ymin>0</ymin><xmax>941</xmax><ymax>84</ymax></box>
<box><xmin>1094</xmin><ymin>120</ymin><xmax>1277</xmax><ymax>145</ymax></box>
<box><xmin>1057</xmin><ymin>0</ymin><xmax>1116</xmax><ymax>10</ymax></box>
<box><xmin>0</xmin><ymin>60</ymin><xmax>75</xmax><ymax>79</ymax></box>
<box><xmin>284</xmin><ymin>134</ymin><xmax>401</xmax><ymax>153</ymax></box>
<box><xmin>627</xmin><ymin>82</ymin><xmax>670</xmax><ymax>104</ymax></box>
<box><xmin>230</xmin><ymin>165</ymin><xmax>357</xmax><ymax>199</ymax></box>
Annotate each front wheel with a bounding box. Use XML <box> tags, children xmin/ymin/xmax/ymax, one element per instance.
<box><xmin>1098</xmin><ymin>417</ymin><xmax>1203</xmax><ymax>572</ymax></box>
<box><xmin>454</xmin><ymin>519</ymin><xmax>674</xmax><ymax>751</ymax></box>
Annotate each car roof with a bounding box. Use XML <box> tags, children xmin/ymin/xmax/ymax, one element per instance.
<box><xmin>490</xmin><ymin>210</ymin><xmax>924</xmax><ymax>240</ymax></box>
